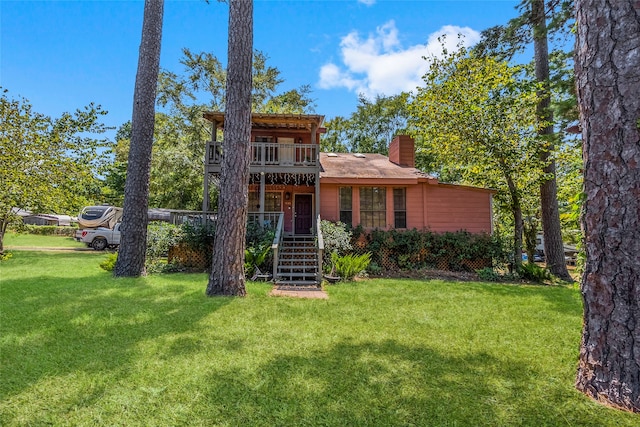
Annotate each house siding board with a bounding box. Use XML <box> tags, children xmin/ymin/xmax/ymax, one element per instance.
<box><xmin>319</xmin><ymin>184</ymin><xmax>339</xmax><ymax>222</ymax></box>
<box><xmin>320</xmin><ymin>181</ymin><xmax>492</xmax><ymax>234</ymax></box>
<box><xmin>424</xmin><ymin>186</ymin><xmax>492</xmax><ymax>233</ymax></box>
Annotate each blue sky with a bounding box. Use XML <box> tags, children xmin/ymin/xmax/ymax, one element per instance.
<box><xmin>1</xmin><ymin>0</ymin><xmax>522</xmax><ymax>136</ymax></box>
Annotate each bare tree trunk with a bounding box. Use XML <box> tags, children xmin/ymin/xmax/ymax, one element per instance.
<box><xmin>505</xmin><ymin>172</ymin><xmax>524</xmax><ymax>271</ymax></box>
<box><xmin>532</xmin><ymin>0</ymin><xmax>573</xmax><ymax>281</ymax></box>
<box><xmin>206</xmin><ymin>0</ymin><xmax>253</xmax><ymax>296</ymax></box>
<box><xmin>114</xmin><ymin>0</ymin><xmax>164</xmax><ymax>277</ymax></box>
<box><xmin>574</xmin><ymin>0</ymin><xmax>640</xmax><ymax>412</ymax></box>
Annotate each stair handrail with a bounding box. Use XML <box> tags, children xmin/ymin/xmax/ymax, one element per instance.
<box><xmin>316</xmin><ymin>214</ymin><xmax>324</xmax><ymax>284</ymax></box>
<box><xmin>271</xmin><ymin>212</ymin><xmax>284</xmax><ymax>280</ymax></box>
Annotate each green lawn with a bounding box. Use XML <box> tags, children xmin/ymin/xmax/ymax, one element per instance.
<box><xmin>1</xmin><ymin>251</ymin><xmax>637</xmax><ymax>426</ymax></box>
<box><xmin>4</xmin><ymin>231</ymin><xmax>87</xmax><ymax>248</ymax></box>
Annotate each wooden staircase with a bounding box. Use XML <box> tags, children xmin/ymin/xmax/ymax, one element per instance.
<box><xmin>275</xmin><ymin>235</ymin><xmax>320</xmax><ymax>287</ymax></box>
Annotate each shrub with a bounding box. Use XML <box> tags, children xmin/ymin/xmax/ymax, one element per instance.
<box><xmin>12</xmin><ymin>224</ymin><xmax>77</xmax><ymax>237</ymax></box>
<box><xmin>320</xmin><ymin>220</ymin><xmax>352</xmax><ymax>265</ymax></box>
<box><xmin>244</xmin><ymin>243</ymin><xmax>271</xmax><ymax>277</ymax></box>
<box><xmin>333</xmin><ymin>252</ymin><xmax>372</xmax><ymax>281</ymax></box>
<box><xmin>476</xmin><ymin>267</ymin><xmax>500</xmax><ymax>282</ymax></box>
<box><xmin>354</xmin><ymin>228</ymin><xmax>505</xmax><ymax>273</ymax></box>
<box><xmin>366</xmin><ymin>261</ymin><xmax>382</xmax><ymax>276</ymax></box>
<box><xmin>518</xmin><ymin>262</ymin><xmax>552</xmax><ymax>283</ymax></box>
<box><xmin>179</xmin><ymin>221</ymin><xmax>216</xmax><ymax>253</ymax></box>
<box><xmin>99</xmin><ymin>253</ymin><xmax>118</xmax><ymax>272</ymax></box>
<box><xmin>146</xmin><ymin>259</ymin><xmax>184</xmax><ymax>274</ymax></box>
<box><xmin>0</xmin><ymin>251</ymin><xmax>13</xmax><ymax>262</ymax></box>
<box><xmin>146</xmin><ymin>222</ymin><xmax>181</xmax><ymax>262</ymax></box>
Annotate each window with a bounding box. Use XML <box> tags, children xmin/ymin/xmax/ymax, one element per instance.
<box><xmin>393</xmin><ymin>188</ymin><xmax>407</xmax><ymax>229</ymax></box>
<box><xmin>339</xmin><ymin>187</ymin><xmax>352</xmax><ymax>225</ymax></box>
<box><xmin>249</xmin><ymin>192</ymin><xmax>282</xmax><ymax>212</ymax></box>
<box><xmin>264</xmin><ymin>192</ymin><xmax>282</xmax><ymax>212</ymax></box>
<box><xmin>360</xmin><ymin>187</ymin><xmax>386</xmax><ymax>228</ymax></box>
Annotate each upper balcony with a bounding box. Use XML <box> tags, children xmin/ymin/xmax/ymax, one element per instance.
<box><xmin>206</xmin><ymin>141</ymin><xmax>320</xmax><ymax>174</ymax></box>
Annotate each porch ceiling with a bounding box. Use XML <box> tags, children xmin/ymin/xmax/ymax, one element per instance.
<box><xmin>203</xmin><ymin>112</ymin><xmax>325</xmax><ymax>131</ymax></box>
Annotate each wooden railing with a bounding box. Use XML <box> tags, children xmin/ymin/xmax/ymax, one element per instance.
<box><xmin>208</xmin><ymin>141</ymin><xmax>319</xmax><ymax>167</ymax></box>
<box><xmin>271</xmin><ymin>213</ymin><xmax>284</xmax><ymax>280</ymax></box>
<box><xmin>316</xmin><ymin>214</ymin><xmax>324</xmax><ymax>284</ymax></box>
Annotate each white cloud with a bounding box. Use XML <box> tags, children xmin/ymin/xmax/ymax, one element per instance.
<box><xmin>358</xmin><ymin>0</ymin><xmax>376</xmax><ymax>6</ymax></box>
<box><xmin>318</xmin><ymin>21</ymin><xmax>480</xmax><ymax>98</ymax></box>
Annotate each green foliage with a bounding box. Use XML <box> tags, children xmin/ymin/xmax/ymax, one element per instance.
<box><xmin>332</xmin><ymin>251</ymin><xmax>372</xmax><ymax>281</ymax></box>
<box><xmin>366</xmin><ymin>261</ymin><xmax>382</xmax><ymax>276</ymax></box>
<box><xmin>476</xmin><ymin>267</ymin><xmax>501</xmax><ymax>282</ymax></box>
<box><xmin>321</xmin><ymin>93</ymin><xmax>410</xmax><ymax>154</ymax></box>
<box><xmin>320</xmin><ymin>220</ymin><xmax>352</xmax><ymax>266</ymax></box>
<box><xmin>518</xmin><ymin>262</ymin><xmax>552</xmax><ymax>283</ymax></box>
<box><xmin>99</xmin><ymin>252</ymin><xmax>118</xmax><ymax>271</ymax></box>
<box><xmin>0</xmin><ymin>89</ymin><xmax>109</xmax><ymax>252</ymax></box>
<box><xmin>409</xmin><ymin>42</ymin><xmax>544</xmax><ymax>268</ymax></box>
<box><xmin>145</xmin><ymin>222</ymin><xmax>181</xmax><ymax>262</ymax></box>
<box><xmin>244</xmin><ymin>243</ymin><xmax>271</xmax><ymax>277</ymax></box>
<box><xmin>0</xmin><ymin>250</ymin><xmax>12</xmax><ymax>261</ymax></box>
<box><xmin>146</xmin><ymin>259</ymin><xmax>184</xmax><ymax>274</ymax></box>
<box><xmin>178</xmin><ymin>221</ymin><xmax>216</xmax><ymax>253</ymax></box>
<box><xmin>359</xmin><ymin>228</ymin><xmax>506</xmax><ymax>272</ymax></box>
<box><xmin>11</xmin><ymin>224</ymin><xmax>77</xmax><ymax>237</ymax></box>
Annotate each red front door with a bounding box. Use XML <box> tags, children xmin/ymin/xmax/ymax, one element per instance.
<box><xmin>294</xmin><ymin>194</ymin><xmax>313</xmax><ymax>235</ymax></box>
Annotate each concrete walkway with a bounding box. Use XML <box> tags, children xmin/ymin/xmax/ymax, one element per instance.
<box><xmin>270</xmin><ymin>285</ymin><xmax>328</xmax><ymax>299</ymax></box>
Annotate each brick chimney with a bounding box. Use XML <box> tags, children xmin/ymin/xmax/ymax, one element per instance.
<box><xmin>389</xmin><ymin>135</ymin><xmax>415</xmax><ymax>167</ymax></box>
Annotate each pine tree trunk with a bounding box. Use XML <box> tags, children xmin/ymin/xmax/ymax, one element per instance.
<box><xmin>532</xmin><ymin>0</ymin><xmax>572</xmax><ymax>281</ymax></box>
<box><xmin>574</xmin><ymin>0</ymin><xmax>640</xmax><ymax>412</ymax></box>
<box><xmin>206</xmin><ymin>0</ymin><xmax>253</xmax><ymax>296</ymax></box>
<box><xmin>114</xmin><ymin>0</ymin><xmax>164</xmax><ymax>277</ymax></box>
<box><xmin>505</xmin><ymin>172</ymin><xmax>523</xmax><ymax>271</ymax></box>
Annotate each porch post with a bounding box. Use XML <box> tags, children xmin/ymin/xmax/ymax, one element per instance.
<box><xmin>315</xmin><ymin>171</ymin><xmax>320</xmax><ymax>233</ymax></box>
<box><xmin>259</xmin><ymin>171</ymin><xmax>265</xmax><ymax>225</ymax></box>
<box><xmin>202</xmin><ymin>120</ymin><xmax>217</xmax><ymax>212</ymax></box>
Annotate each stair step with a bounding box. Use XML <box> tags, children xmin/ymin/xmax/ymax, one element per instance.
<box><xmin>275</xmin><ymin>280</ymin><xmax>320</xmax><ymax>287</ymax></box>
<box><xmin>277</xmin><ymin>271</ymin><xmax>318</xmax><ymax>277</ymax></box>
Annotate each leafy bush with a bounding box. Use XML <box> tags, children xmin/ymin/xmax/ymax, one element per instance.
<box><xmin>518</xmin><ymin>262</ymin><xmax>552</xmax><ymax>283</ymax></box>
<box><xmin>99</xmin><ymin>253</ymin><xmax>118</xmax><ymax>271</ymax></box>
<box><xmin>0</xmin><ymin>251</ymin><xmax>13</xmax><ymax>262</ymax></box>
<box><xmin>244</xmin><ymin>243</ymin><xmax>271</xmax><ymax>277</ymax></box>
<box><xmin>179</xmin><ymin>221</ymin><xmax>216</xmax><ymax>256</ymax></box>
<box><xmin>146</xmin><ymin>222</ymin><xmax>181</xmax><ymax>262</ymax></box>
<box><xmin>246</xmin><ymin>221</ymin><xmax>275</xmax><ymax>248</ymax></box>
<box><xmin>320</xmin><ymin>220</ymin><xmax>353</xmax><ymax>265</ymax></box>
<box><xmin>366</xmin><ymin>261</ymin><xmax>382</xmax><ymax>275</ymax></box>
<box><xmin>12</xmin><ymin>224</ymin><xmax>77</xmax><ymax>237</ymax></box>
<box><xmin>476</xmin><ymin>267</ymin><xmax>500</xmax><ymax>282</ymax></box>
<box><xmin>354</xmin><ymin>228</ymin><xmax>505</xmax><ymax>272</ymax></box>
<box><xmin>146</xmin><ymin>259</ymin><xmax>184</xmax><ymax>274</ymax></box>
<box><xmin>333</xmin><ymin>252</ymin><xmax>372</xmax><ymax>281</ymax></box>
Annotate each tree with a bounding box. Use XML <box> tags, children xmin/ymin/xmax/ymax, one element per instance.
<box><xmin>114</xmin><ymin>0</ymin><xmax>164</xmax><ymax>277</ymax></box>
<box><xmin>0</xmin><ymin>89</ymin><xmax>108</xmax><ymax>252</ymax></box>
<box><xmin>476</xmin><ymin>0</ymin><xmax>575</xmax><ymax>280</ymax></box>
<box><xmin>574</xmin><ymin>0</ymin><xmax>640</xmax><ymax>412</ymax></box>
<box><xmin>409</xmin><ymin>46</ymin><xmax>544</xmax><ymax>270</ymax></box>
<box><xmin>532</xmin><ymin>0</ymin><xmax>572</xmax><ymax>280</ymax></box>
<box><xmin>206</xmin><ymin>0</ymin><xmax>253</xmax><ymax>296</ymax></box>
<box><xmin>321</xmin><ymin>93</ymin><xmax>409</xmax><ymax>154</ymax></box>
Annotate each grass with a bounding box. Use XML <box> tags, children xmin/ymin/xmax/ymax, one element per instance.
<box><xmin>3</xmin><ymin>231</ymin><xmax>87</xmax><ymax>248</ymax></box>
<box><xmin>1</xmin><ymin>250</ymin><xmax>638</xmax><ymax>426</ymax></box>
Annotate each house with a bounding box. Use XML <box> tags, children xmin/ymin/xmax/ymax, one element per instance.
<box><xmin>203</xmin><ymin>112</ymin><xmax>495</xmax><ymax>285</ymax></box>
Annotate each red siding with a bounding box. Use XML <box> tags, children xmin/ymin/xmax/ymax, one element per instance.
<box><xmin>320</xmin><ymin>181</ymin><xmax>493</xmax><ymax>234</ymax></box>
<box><xmin>423</xmin><ymin>185</ymin><xmax>492</xmax><ymax>233</ymax></box>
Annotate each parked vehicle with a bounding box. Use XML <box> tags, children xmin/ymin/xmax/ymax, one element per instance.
<box><xmin>77</xmin><ymin>205</ymin><xmax>122</xmax><ymax>229</ymax></box>
<box><xmin>75</xmin><ymin>223</ymin><xmax>121</xmax><ymax>250</ymax></box>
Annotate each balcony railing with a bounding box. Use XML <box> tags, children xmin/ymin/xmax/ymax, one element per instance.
<box><xmin>208</xmin><ymin>141</ymin><xmax>319</xmax><ymax>167</ymax></box>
